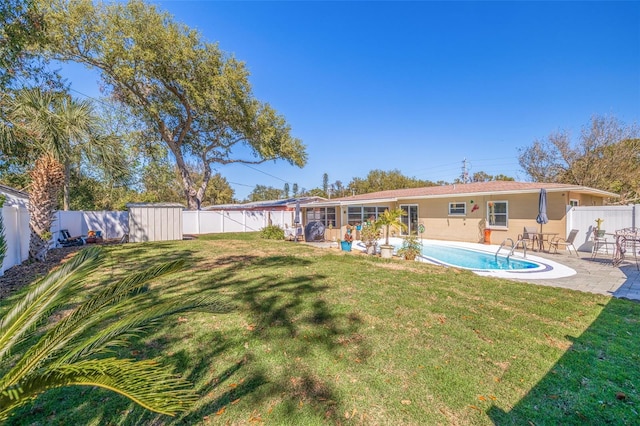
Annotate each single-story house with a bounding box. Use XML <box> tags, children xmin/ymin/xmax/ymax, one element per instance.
<box><xmin>300</xmin><ymin>181</ymin><xmax>618</xmax><ymax>244</ymax></box>
<box><xmin>202</xmin><ymin>196</ymin><xmax>325</xmax><ymax>212</ymax></box>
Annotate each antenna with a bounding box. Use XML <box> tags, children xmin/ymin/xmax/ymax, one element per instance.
<box><xmin>461</xmin><ymin>158</ymin><xmax>469</xmax><ymax>184</ymax></box>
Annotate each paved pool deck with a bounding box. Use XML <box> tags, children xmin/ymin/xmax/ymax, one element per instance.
<box><xmin>302</xmin><ymin>241</ymin><xmax>640</xmax><ymax>302</ymax></box>
<box><xmin>512</xmin><ymin>250</ymin><xmax>640</xmax><ymax>301</ymax></box>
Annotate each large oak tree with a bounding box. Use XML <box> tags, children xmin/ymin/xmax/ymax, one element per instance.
<box><xmin>41</xmin><ymin>0</ymin><xmax>306</xmax><ymax>209</ymax></box>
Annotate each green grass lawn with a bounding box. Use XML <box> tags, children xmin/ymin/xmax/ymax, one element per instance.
<box><xmin>4</xmin><ymin>233</ymin><xmax>640</xmax><ymax>425</ymax></box>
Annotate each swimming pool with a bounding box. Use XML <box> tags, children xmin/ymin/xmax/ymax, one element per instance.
<box><xmin>354</xmin><ymin>237</ymin><xmax>544</xmax><ymax>271</ymax></box>
<box><xmin>417</xmin><ymin>243</ymin><xmax>542</xmax><ymax>271</ymax></box>
<box><xmin>350</xmin><ymin>238</ymin><xmax>576</xmax><ymax>279</ymax></box>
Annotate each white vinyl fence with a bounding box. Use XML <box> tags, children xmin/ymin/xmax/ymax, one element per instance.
<box><xmin>182</xmin><ymin>210</ymin><xmax>294</xmax><ymax>235</ymax></box>
<box><xmin>566</xmin><ymin>204</ymin><xmax>640</xmax><ymax>252</ymax></box>
<box><xmin>1</xmin><ymin>208</ymin><xmax>292</xmax><ymax>276</ymax></box>
<box><xmin>1</xmin><ymin>206</ymin><xmax>30</xmax><ymax>275</ymax></box>
<box><xmin>51</xmin><ymin>210</ymin><xmax>129</xmax><ymax>242</ymax></box>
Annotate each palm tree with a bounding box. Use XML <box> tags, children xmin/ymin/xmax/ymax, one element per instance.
<box><xmin>0</xmin><ymin>88</ymin><xmax>121</xmax><ymax>260</ymax></box>
<box><xmin>6</xmin><ymin>88</ymin><xmax>98</xmax><ymax>210</ymax></box>
<box><xmin>376</xmin><ymin>207</ymin><xmax>408</xmax><ymax>246</ymax></box>
<box><xmin>28</xmin><ymin>154</ymin><xmax>65</xmax><ymax>261</ymax></box>
<box><xmin>0</xmin><ymin>246</ymin><xmax>229</xmax><ymax>421</ymax></box>
<box><xmin>0</xmin><ymin>195</ymin><xmax>7</xmax><ymax>266</ymax></box>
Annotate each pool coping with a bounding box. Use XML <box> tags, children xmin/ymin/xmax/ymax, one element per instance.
<box><xmin>416</xmin><ymin>239</ymin><xmax>577</xmax><ymax>280</ymax></box>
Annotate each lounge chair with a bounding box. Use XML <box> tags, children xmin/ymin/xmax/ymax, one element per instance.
<box><xmin>549</xmin><ymin>229</ymin><xmax>579</xmax><ymax>257</ymax></box>
<box><xmin>58</xmin><ymin>229</ymin><xmax>84</xmax><ymax>247</ymax></box>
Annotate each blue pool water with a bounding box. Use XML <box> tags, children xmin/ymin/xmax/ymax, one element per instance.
<box><xmin>417</xmin><ymin>244</ymin><xmax>541</xmax><ymax>271</ymax></box>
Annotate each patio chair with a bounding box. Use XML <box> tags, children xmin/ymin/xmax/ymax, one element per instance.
<box><xmin>516</xmin><ymin>226</ymin><xmax>538</xmax><ymax>250</ymax></box>
<box><xmin>57</xmin><ymin>229</ymin><xmax>84</xmax><ymax>247</ymax></box>
<box><xmin>591</xmin><ymin>229</ymin><xmax>614</xmax><ymax>259</ymax></box>
<box><xmin>549</xmin><ymin>229</ymin><xmax>580</xmax><ymax>257</ymax></box>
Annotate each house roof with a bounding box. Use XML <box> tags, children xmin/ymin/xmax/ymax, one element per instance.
<box><xmin>0</xmin><ymin>183</ymin><xmax>29</xmax><ymax>200</ymax></box>
<box><xmin>202</xmin><ymin>196</ymin><xmax>326</xmax><ymax>211</ymax></box>
<box><xmin>305</xmin><ymin>181</ymin><xmax>619</xmax><ymax>207</ymax></box>
<box><xmin>126</xmin><ymin>202</ymin><xmax>185</xmax><ymax>209</ymax></box>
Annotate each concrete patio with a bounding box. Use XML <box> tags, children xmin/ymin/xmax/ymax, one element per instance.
<box><xmin>512</xmin><ymin>250</ymin><xmax>640</xmax><ymax>301</ymax></box>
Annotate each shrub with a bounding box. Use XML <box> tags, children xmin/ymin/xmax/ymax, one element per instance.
<box><xmin>260</xmin><ymin>225</ymin><xmax>285</xmax><ymax>240</ymax></box>
<box><xmin>397</xmin><ymin>234</ymin><xmax>423</xmax><ymax>260</ymax></box>
<box><xmin>360</xmin><ymin>222</ymin><xmax>381</xmax><ymax>255</ymax></box>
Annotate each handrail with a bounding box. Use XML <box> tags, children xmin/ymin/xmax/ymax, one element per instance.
<box><xmin>496</xmin><ymin>238</ymin><xmax>527</xmax><ymax>260</ymax></box>
<box><xmin>513</xmin><ymin>239</ymin><xmax>527</xmax><ymax>258</ymax></box>
<box><xmin>496</xmin><ymin>238</ymin><xmax>515</xmax><ymax>260</ymax></box>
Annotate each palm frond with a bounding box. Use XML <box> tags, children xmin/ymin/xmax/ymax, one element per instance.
<box><xmin>0</xmin><ymin>247</ymin><xmax>103</xmax><ymax>361</ymax></box>
<box><xmin>0</xmin><ymin>357</ymin><xmax>197</xmax><ymax>421</ymax></box>
<box><xmin>60</xmin><ymin>294</ymin><xmax>232</xmax><ymax>363</ymax></box>
<box><xmin>0</xmin><ymin>258</ymin><xmax>184</xmax><ymax>389</ymax></box>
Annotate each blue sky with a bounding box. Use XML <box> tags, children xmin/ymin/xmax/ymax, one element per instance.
<box><xmin>66</xmin><ymin>1</ymin><xmax>640</xmax><ymax>200</ymax></box>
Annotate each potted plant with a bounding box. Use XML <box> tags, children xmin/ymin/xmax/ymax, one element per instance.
<box><xmin>340</xmin><ymin>225</ymin><xmax>354</xmax><ymax>252</ymax></box>
<box><xmin>360</xmin><ymin>220</ymin><xmax>382</xmax><ymax>255</ymax></box>
<box><xmin>397</xmin><ymin>234</ymin><xmax>422</xmax><ymax>261</ymax></box>
<box><xmin>375</xmin><ymin>208</ymin><xmax>407</xmax><ymax>258</ymax></box>
<box><xmin>595</xmin><ymin>218</ymin><xmax>605</xmax><ymax>237</ymax></box>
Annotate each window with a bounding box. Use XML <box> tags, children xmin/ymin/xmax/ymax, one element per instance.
<box><xmin>487</xmin><ymin>201</ymin><xmax>508</xmax><ymax>228</ymax></box>
<box><xmin>448</xmin><ymin>202</ymin><xmax>466</xmax><ymax>216</ymax></box>
<box><xmin>346</xmin><ymin>206</ymin><xmax>388</xmax><ymax>225</ymax></box>
<box><xmin>569</xmin><ymin>199</ymin><xmax>579</xmax><ymax>207</ymax></box>
<box><xmin>306</xmin><ymin>207</ymin><xmax>336</xmax><ymax>227</ymax></box>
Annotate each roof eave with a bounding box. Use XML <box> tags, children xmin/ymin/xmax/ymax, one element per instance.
<box><xmin>391</xmin><ymin>187</ymin><xmax>620</xmax><ymax>201</ymax></box>
<box><xmin>303</xmin><ymin>197</ymin><xmax>398</xmax><ymax>208</ymax></box>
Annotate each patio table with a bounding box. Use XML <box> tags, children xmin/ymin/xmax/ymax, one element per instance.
<box><xmin>536</xmin><ymin>232</ymin><xmax>558</xmax><ymax>252</ymax></box>
<box><xmin>611</xmin><ymin>228</ymin><xmax>640</xmax><ymax>270</ymax></box>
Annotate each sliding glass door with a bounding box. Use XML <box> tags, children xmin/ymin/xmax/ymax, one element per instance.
<box><xmin>400</xmin><ymin>205</ymin><xmax>418</xmax><ymax>235</ymax></box>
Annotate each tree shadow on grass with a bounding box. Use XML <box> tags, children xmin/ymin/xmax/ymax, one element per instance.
<box><xmin>487</xmin><ymin>297</ymin><xmax>640</xmax><ymax>424</ymax></box>
<box><xmin>181</xmin><ymin>254</ymin><xmax>369</xmax><ymax>422</ymax></box>
<box><xmin>5</xmin><ymin>248</ymin><xmax>369</xmax><ymax>424</ymax></box>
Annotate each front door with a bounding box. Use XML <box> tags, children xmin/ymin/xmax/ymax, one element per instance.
<box><xmin>400</xmin><ymin>205</ymin><xmax>418</xmax><ymax>235</ymax></box>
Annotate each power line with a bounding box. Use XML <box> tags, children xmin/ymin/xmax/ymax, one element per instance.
<box><xmin>228</xmin><ymin>181</ymin><xmax>254</xmax><ymax>188</ymax></box>
<box><xmin>241</xmin><ymin>163</ymin><xmax>291</xmax><ymax>184</ymax></box>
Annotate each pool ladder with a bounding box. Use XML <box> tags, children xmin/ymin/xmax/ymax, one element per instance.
<box><xmin>496</xmin><ymin>238</ymin><xmax>527</xmax><ymax>260</ymax></box>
